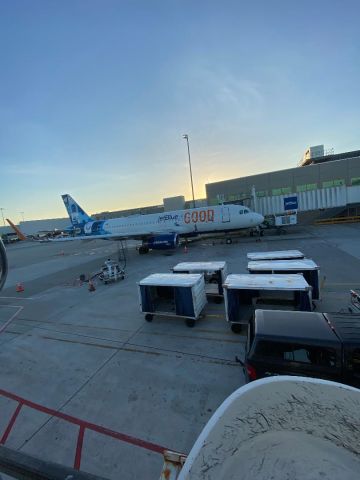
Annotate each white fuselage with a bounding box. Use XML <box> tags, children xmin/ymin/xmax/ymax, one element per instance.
<box><xmin>83</xmin><ymin>204</ymin><xmax>264</xmax><ymax>238</ymax></box>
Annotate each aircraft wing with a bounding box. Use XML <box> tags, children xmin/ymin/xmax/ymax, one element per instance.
<box><xmin>49</xmin><ymin>230</ymin><xmax>171</xmax><ymax>242</ymax></box>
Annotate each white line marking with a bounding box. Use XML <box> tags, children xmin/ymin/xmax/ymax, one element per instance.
<box><xmin>0</xmin><ymin>306</ymin><xmax>24</xmax><ymax>334</ymax></box>
<box><xmin>0</xmin><ymin>296</ymin><xmax>34</xmax><ymax>300</ymax></box>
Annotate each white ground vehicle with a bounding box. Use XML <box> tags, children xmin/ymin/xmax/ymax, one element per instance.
<box><xmin>99</xmin><ymin>260</ymin><xmax>125</xmax><ymax>284</ymax></box>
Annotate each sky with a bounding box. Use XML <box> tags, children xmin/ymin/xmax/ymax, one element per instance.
<box><xmin>1</xmin><ymin>0</ymin><xmax>360</xmax><ymax>221</ymax></box>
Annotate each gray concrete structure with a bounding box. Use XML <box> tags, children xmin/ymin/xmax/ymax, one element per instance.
<box><xmin>206</xmin><ymin>150</ymin><xmax>360</xmax><ymax>207</ymax></box>
<box><xmin>163</xmin><ymin>196</ymin><xmax>186</xmax><ymax>212</ymax></box>
<box><xmin>18</xmin><ymin>218</ymin><xmax>70</xmax><ymax>235</ymax></box>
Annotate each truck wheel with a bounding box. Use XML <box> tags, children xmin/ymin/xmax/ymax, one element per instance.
<box><xmin>145</xmin><ymin>314</ymin><xmax>153</xmax><ymax>322</ymax></box>
<box><xmin>226</xmin><ymin>238</ymin><xmax>232</xmax><ymax>244</ymax></box>
<box><xmin>231</xmin><ymin>323</ymin><xmax>243</xmax><ymax>334</ymax></box>
<box><xmin>185</xmin><ymin>319</ymin><xmax>195</xmax><ymax>328</ymax></box>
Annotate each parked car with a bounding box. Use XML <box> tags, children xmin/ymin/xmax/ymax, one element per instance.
<box><xmin>243</xmin><ymin>309</ymin><xmax>360</xmax><ymax>387</ymax></box>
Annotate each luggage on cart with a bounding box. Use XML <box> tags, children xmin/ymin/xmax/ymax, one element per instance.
<box><xmin>138</xmin><ymin>273</ymin><xmax>207</xmax><ymax>327</ymax></box>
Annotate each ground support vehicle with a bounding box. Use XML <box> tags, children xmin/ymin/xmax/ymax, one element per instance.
<box><xmin>138</xmin><ymin>273</ymin><xmax>207</xmax><ymax>327</ymax></box>
<box><xmin>223</xmin><ymin>274</ymin><xmax>312</xmax><ymax>333</ymax></box>
<box><xmin>248</xmin><ymin>258</ymin><xmax>321</xmax><ymax>300</ymax></box>
<box><xmin>172</xmin><ymin>261</ymin><xmax>227</xmax><ymax>303</ymax></box>
<box><xmin>244</xmin><ymin>309</ymin><xmax>360</xmax><ymax>387</ymax></box>
<box><xmin>99</xmin><ymin>260</ymin><xmax>125</xmax><ymax>284</ymax></box>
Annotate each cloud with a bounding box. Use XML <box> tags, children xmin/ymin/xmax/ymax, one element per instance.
<box><xmin>174</xmin><ymin>63</ymin><xmax>264</xmax><ymax>122</ymax></box>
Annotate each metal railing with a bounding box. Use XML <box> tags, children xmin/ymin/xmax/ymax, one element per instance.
<box><xmin>0</xmin><ymin>445</ymin><xmax>108</xmax><ymax>480</ymax></box>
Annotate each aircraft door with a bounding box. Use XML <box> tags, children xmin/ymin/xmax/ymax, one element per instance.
<box><xmin>222</xmin><ymin>206</ymin><xmax>230</xmax><ymax>223</ymax></box>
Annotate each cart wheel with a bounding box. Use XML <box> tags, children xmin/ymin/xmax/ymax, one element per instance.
<box><xmin>121</xmin><ymin>275</ymin><xmax>125</xmax><ymax>280</ymax></box>
<box><xmin>226</xmin><ymin>238</ymin><xmax>232</xmax><ymax>244</ymax></box>
<box><xmin>185</xmin><ymin>319</ymin><xmax>195</xmax><ymax>328</ymax></box>
<box><xmin>214</xmin><ymin>297</ymin><xmax>223</xmax><ymax>304</ymax></box>
<box><xmin>231</xmin><ymin>323</ymin><xmax>243</xmax><ymax>334</ymax></box>
<box><xmin>145</xmin><ymin>314</ymin><xmax>153</xmax><ymax>322</ymax></box>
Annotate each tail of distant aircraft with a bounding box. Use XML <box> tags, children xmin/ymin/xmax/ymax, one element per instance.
<box><xmin>61</xmin><ymin>194</ymin><xmax>93</xmax><ymax>226</ymax></box>
<box><xmin>6</xmin><ymin>219</ymin><xmax>27</xmax><ymax>241</ymax></box>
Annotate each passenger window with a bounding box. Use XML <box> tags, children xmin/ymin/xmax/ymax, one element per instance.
<box><xmin>239</xmin><ymin>210</ymin><xmax>243</xmax><ymax>214</ymax></box>
<box><xmin>256</xmin><ymin>341</ymin><xmax>336</xmax><ymax>367</ymax></box>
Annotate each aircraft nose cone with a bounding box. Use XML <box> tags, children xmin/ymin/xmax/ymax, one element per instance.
<box><xmin>257</xmin><ymin>213</ymin><xmax>264</xmax><ymax>224</ymax></box>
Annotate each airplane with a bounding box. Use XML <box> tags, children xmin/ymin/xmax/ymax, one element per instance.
<box><xmin>57</xmin><ymin>194</ymin><xmax>264</xmax><ymax>253</ymax></box>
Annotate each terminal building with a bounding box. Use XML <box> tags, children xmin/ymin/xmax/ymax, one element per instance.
<box><xmin>3</xmin><ymin>146</ymin><xmax>360</xmax><ymax>238</ymax></box>
<box><xmin>206</xmin><ymin>147</ymin><xmax>360</xmax><ymax>219</ymax></box>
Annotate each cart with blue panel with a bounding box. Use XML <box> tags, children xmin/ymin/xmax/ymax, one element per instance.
<box><xmin>138</xmin><ymin>273</ymin><xmax>207</xmax><ymax>327</ymax></box>
<box><xmin>223</xmin><ymin>274</ymin><xmax>313</xmax><ymax>333</ymax></box>
<box><xmin>172</xmin><ymin>261</ymin><xmax>228</xmax><ymax>303</ymax></box>
<box><xmin>247</xmin><ymin>258</ymin><xmax>321</xmax><ymax>300</ymax></box>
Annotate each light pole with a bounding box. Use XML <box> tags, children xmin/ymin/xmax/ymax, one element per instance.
<box><xmin>0</xmin><ymin>208</ymin><xmax>5</xmax><ymax>227</ymax></box>
<box><xmin>182</xmin><ymin>134</ymin><xmax>196</xmax><ymax>209</ymax></box>
<box><xmin>20</xmin><ymin>212</ymin><xmax>25</xmax><ymax>223</ymax></box>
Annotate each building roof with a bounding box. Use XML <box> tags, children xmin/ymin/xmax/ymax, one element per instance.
<box><xmin>300</xmin><ymin>149</ymin><xmax>360</xmax><ymax>167</ymax></box>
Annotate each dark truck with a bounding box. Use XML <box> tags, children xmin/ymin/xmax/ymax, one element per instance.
<box><xmin>244</xmin><ymin>309</ymin><xmax>360</xmax><ymax>388</ymax></box>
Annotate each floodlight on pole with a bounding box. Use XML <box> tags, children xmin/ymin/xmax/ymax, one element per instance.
<box><xmin>182</xmin><ymin>134</ymin><xmax>196</xmax><ymax>209</ymax></box>
<box><xmin>20</xmin><ymin>212</ymin><xmax>25</xmax><ymax>223</ymax></box>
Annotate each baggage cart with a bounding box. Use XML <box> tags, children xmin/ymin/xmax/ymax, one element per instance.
<box><xmin>223</xmin><ymin>273</ymin><xmax>312</xmax><ymax>332</ymax></box>
<box><xmin>138</xmin><ymin>273</ymin><xmax>207</xmax><ymax>327</ymax></box>
<box><xmin>172</xmin><ymin>261</ymin><xmax>228</xmax><ymax>303</ymax></box>
<box><xmin>248</xmin><ymin>258</ymin><xmax>321</xmax><ymax>300</ymax></box>
<box><xmin>247</xmin><ymin>250</ymin><xmax>304</xmax><ymax>261</ymax></box>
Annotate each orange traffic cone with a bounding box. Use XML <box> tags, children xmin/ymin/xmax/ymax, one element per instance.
<box><xmin>16</xmin><ymin>283</ymin><xmax>24</xmax><ymax>293</ymax></box>
<box><xmin>88</xmin><ymin>280</ymin><xmax>96</xmax><ymax>292</ymax></box>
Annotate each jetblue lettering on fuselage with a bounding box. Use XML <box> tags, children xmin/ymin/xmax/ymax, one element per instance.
<box><xmin>158</xmin><ymin>214</ymin><xmax>179</xmax><ymax>223</ymax></box>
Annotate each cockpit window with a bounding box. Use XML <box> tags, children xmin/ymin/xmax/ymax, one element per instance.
<box><xmin>244</xmin><ymin>209</ymin><xmax>249</xmax><ymax>214</ymax></box>
<box><xmin>239</xmin><ymin>209</ymin><xmax>243</xmax><ymax>214</ymax></box>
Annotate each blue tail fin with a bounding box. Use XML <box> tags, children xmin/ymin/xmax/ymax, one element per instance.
<box><xmin>62</xmin><ymin>194</ymin><xmax>93</xmax><ymax>226</ymax></box>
